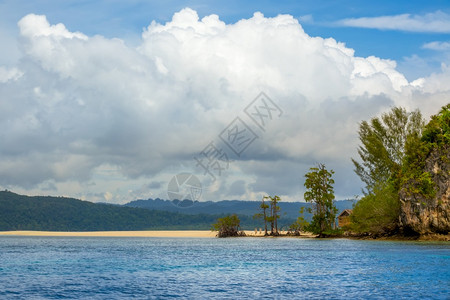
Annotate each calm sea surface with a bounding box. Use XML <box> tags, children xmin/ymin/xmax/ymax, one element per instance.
<box><xmin>0</xmin><ymin>237</ymin><xmax>449</xmax><ymax>299</ymax></box>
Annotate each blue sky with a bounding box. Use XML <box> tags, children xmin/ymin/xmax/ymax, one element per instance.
<box><xmin>0</xmin><ymin>1</ymin><xmax>449</xmax><ymax>203</ymax></box>
<box><xmin>2</xmin><ymin>0</ymin><xmax>450</xmax><ymax>79</ymax></box>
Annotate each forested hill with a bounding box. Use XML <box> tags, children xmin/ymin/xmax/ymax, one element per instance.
<box><xmin>0</xmin><ymin>191</ymin><xmax>261</xmax><ymax>231</ymax></box>
<box><xmin>124</xmin><ymin>198</ymin><xmax>355</xmax><ymax>220</ymax></box>
<box><xmin>0</xmin><ymin>191</ymin><xmax>353</xmax><ymax>231</ymax></box>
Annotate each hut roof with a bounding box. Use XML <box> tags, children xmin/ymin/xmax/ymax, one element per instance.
<box><xmin>338</xmin><ymin>209</ymin><xmax>353</xmax><ymax>217</ymax></box>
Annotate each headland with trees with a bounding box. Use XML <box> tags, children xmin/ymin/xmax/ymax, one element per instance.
<box><xmin>212</xmin><ymin>104</ymin><xmax>450</xmax><ymax>240</ymax></box>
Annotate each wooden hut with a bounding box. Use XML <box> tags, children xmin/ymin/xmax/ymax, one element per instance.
<box><xmin>338</xmin><ymin>209</ymin><xmax>353</xmax><ymax>228</ymax></box>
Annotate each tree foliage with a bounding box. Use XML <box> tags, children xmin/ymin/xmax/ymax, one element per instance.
<box><xmin>401</xmin><ymin>103</ymin><xmax>449</xmax><ymax>199</ymax></box>
<box><xmin>289</xmin><ymin>207</ymin><xmax>309</xmax><ymax>235</ymax></box>
<box><xmin>254</xmin><ymin>195</ymin><xmax>282</xmax><ymax>235</ymax></box>
<box><xmin>211</xmin><ymin>214</ymin><xmax>244</xmax><ymax>238</ymax></box>
<box><xmin>269</xmin><ymin>195</ymin><xmax>281</xmax><ymax>235</ymax></box>
<box><xmin>253</xmin><ymin>196</ymin><xmax>270</xmax><ymax>235</ymax></box>
<box><xmin>421</xmin><ymin>103</ymin><xmax>450</xmax><ymax>147</ymax></box>
<box><xmin>352</xmin><ymin>107</ymin><xmax>424</xmax><ymax>194</ymax></box>
<box><xmin>304</xmin><ymin>164</ymin><xmax>337</xmax><ymax>235</ymax></box>
<box><xmin>350</xmin><ymin>183</ymin><xmax>400</xmax><ymax>234</ymax></box>
<box><xmin>350</xmin><ymin>105</ymin><xmax>449</xmax><ymax>235</ymax></box>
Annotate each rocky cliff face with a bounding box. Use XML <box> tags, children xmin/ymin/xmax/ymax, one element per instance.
<box><xmin>399</xmin><ymin>145</ymin><xmax>450</xmax><ymax>235</ymax></box>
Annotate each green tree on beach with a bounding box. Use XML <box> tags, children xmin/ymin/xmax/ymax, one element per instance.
<box><xmin>254</xmin><ymin>195</ymin><xmax>282</xmax><ymax>236</ymax></box>
<box><xmin>253</xmin><ymin>196</ymin><xmax>270</xmax><ymax>235</ymax></box>
<box><xmin>289</xmin><ymin>206</ymin><xmax>309</xmax><ymax>235</ymax></box>
<box><xmin>269</xmin><ymin>195</ymin><xmax>281</xmax><ymax>235</ymax></box>
<box><xmin>304</xmin><ymin>164</ymin><xmax>337</xmax><ymax>236</ymax></box>
<box><xmin>211</xmin><ymin>214</ymin><xmax>245</xmax><ymax>238</ymax></box>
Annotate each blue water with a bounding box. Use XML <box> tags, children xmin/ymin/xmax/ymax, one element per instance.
<box><xmin>0</xmin><ymin>237</ymin><xmax>449</xmax><ymax>299</ymax></box>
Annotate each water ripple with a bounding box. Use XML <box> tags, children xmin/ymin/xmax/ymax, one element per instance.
<box><xmin>0</xmin><ymin>237</ymin><xmax>448</xmax><ymax>299</ymax></box>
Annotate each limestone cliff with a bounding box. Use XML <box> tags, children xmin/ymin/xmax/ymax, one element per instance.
<box><xmin>399</xmin><ymin>145</ymin><xmax>450</xmax><ymax>235</ymax></box>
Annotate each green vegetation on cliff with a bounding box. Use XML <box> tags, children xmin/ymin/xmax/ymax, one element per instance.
<box><xmin>401</xmin><ymin>104</ymin><xmax>449</xmax><ymax>199</ymax></box>
<box><xmin>399</xmin><ymin>104</ymin><xmax>450</xmax><ymax>235</ymax></box>
<box><xmin>351</xmin><ymin>104</ymin><xmax>450</xmax><ymax>236</ymax></box>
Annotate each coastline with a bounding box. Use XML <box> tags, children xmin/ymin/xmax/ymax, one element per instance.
<box><xmin>0</xmin><ymin>230</ymin><xmax>319</xmax><ymax>238</ymax></box>
<box><xmin>0</xmin><ymin>230</ymin><xmax>217</xmax><ymax>238</ymax></box>
<box><xmin>0</xmin><ymin>230</ymin><xmax>447</xmax><ymax>241</ymax></box>
<box><xmin>353</xmin><ymin>233</ymin><xmax>450</xmax><ymax>242</ymax></box>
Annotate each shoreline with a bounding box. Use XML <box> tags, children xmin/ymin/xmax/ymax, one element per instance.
<box><xmin>0</xmin><ymin>230</ymin><xmax>318</xmax><ymax>238</ymax></box>
<box><xmin>0</xmin><ymin>230</ymin><xmax>217</xmax><ymax>238</ymax></box>
<box><xmin>350</xmin><ymin>233</ymin><xmax>450</xmax><ymax>242</ymax></box>
<box><xmin>0</xmin><ymin>230</ymin><xmax>447</xmax><ymax>241</ymax></box>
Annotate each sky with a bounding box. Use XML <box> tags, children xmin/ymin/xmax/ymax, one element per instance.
<box><xmin>0</xmin><ymin>0</ymin><xmax>449</xmax><ymax>204</ymax></box>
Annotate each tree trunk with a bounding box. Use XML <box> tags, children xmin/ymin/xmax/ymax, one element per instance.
<box><xmin>263</xmin><ymin>206</ymin><xmax>268</xmax><ymax>236</ymax></box>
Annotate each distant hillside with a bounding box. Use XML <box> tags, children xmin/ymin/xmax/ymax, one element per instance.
<box><xmin>0</xmin><ymin>191</ymin><xmax>269</xmax><ymax>231</ymax></box>
<box><xmin>124</xmin><ymin>198</ymin><xmax>355</xmax><ymax>221</ymax></box>
<box><xmin>0</xmin><ymin>191</ymin><xmax>354</xmax><ymax>231</ymax></box>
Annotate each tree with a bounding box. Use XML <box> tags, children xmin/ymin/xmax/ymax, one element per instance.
<box><xmin>397</xmin><ymin>104</ymin><xmax>450</xmax><ymax>235</ymax></box>
<box><xmin>421</xmin><ymin>104</ymin><xmax>450</xmax><ymax>146</ymax></box>
<box><xmin>400</xmin><ymin>104</ymin><xmax>449</xmax><ymax>201</ymax></box>
<box><xmin>211</xmin><ymin>214</ymin><xmax>244</xmax><ymax>238</ymax></box>
<box><xmin>289</xmin><ymin>207</ymin><xmax>309</xmax><ymax>235</ymax></box>
<box><xmin>350</xmin><ymin>183</ymin><xmax>399</xmax><ymax>234</ymax></box>
<box><xmin>352</xmin><ymin>107</ymin><xmax>424</xmax><ymax>194</ymax></box>
<box><xmin>253</xmin><ymin>196</ymin><xmax>270</xmax><ymax>235</ymax></box>
<box><xmin>254</xmin><ymin>195</ymin><xmax>282</xmax><ymax>236</ymax></box>
<box><xmin>269</xmin><ymin>196</ymin><xmax>281</xmax><ymax>235</ymax></box>
<box><xmin>304</xmin><ymin>164</ymin><xmax>337</xmax><ymax>235</ymax></box>
<box><xmin>350</xmin><ymin>107</ymin><xmax>426</xmax><ymax>235</ymax></box>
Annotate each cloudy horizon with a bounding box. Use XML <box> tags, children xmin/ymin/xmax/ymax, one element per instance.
<box><xmin>1</xmin><ymin>2</ymin><xmax>449</xmax><ymax>204</ymax></box>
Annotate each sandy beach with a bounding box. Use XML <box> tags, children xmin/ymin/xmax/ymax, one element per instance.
<box><xmin>0</xmin><ymin>230</ymin><xmax>218</xmax><ymax>238</ymax></box>
<box><xmin>0</xmin><ymin>230</ymin><xmax>319</xmax><ymax>238</ymax></box>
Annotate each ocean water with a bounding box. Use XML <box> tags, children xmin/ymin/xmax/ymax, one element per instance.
<box><xmin>0</xmin><ymin>237</ymin><xmax>449</xmax><ymax>299</ymax></box>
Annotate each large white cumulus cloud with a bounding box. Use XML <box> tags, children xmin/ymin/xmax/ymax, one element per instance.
<box><xmin>0</xmin><ymin>8</ymin><xmax>448</xmax><ymax>202</ymax></box>
<box><xmin>140</xmin><ymin>9</ymin><xmax>408</xmax><ymax>102</ymax></box>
